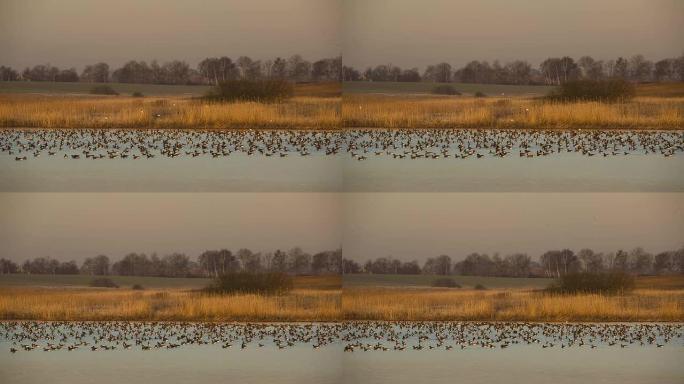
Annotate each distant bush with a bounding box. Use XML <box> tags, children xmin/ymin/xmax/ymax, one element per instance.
<box><xmin>432</xmin><ymin>85</ymin><xmax>461</xmax><ymax>95</ymax></box>
<box><xmin>205</xmin><ymin>272</ymin><xmax>293</xmax><ymax>295</ymax></box>
<box><xmin>131</xmin><ymin>91</ymin><xmax>144</xmax><ymax>98</ymax></box>
<box><xmin>205</xmin><ymin>79</ymin><xmax>294</xmax><ymax>103</ymax></box>
<box><xmin>90</xmin><ymin>277</ymin><xmax>119</xmax><ymax>288</ymax></box>
<box><xmin>474</xmin><ymin>284</ymin><xmax>487</xmax><ymax>290</ymax></box>
<box><xmin>548</xmin><ymin>272</ymin><xmax>635</xmax><ymax>294</ymax></box>
<box><xmin>131</xmin><ymin>284</ymin><xmax>144</xmax><ymax>290</ymax></box>
<box><xmin>548</xmin><ymin>79</ymin><xmax>635</xmax><ymax>102</ymax></box>
<box><xmin>474</xmin><ymin>91</ymin><xmax>487</xmax><ymax>98</ymax></box>
<box><xmin>432</xmin><ymin>278</ymin><xmax>461</xmax><ymax>288</ymax></box>
<box><xmin>89</xmin><ymin>85</ymin><xmax>119</xmax><ymax>95</ymax></box>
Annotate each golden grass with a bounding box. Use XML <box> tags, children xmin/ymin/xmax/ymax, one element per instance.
<box><xmin>342</xmin><ymin>94</ymin><xmax>684</xmax><ymax>129</ymax></box>
<box><xmin>2</xmin><ymin>284</ymin><xmax>681</xmax><ymax>322</ymax></box>
<box><xmin>342</xmin><ymin>288</ymin><xmax>684</xmax><ymax>322</ymax></box>
<box><xmin>2</xmin><ymin>91</ymin><xmax>682</xmax><ymax>130</ymax></box>
<box><xmin>0</xmin><ymin>287</ymin><xmax>341</xmax><ymax>321</ymax></box>
<box><xmin>0</xmin><ymin>94</ymin><xmax>340</xmax><ymax>129</ymax></box>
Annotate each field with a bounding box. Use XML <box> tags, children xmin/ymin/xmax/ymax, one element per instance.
<box><xmin>0</xmin><ymin>273</ymin><xmax>340</xmax><ymax>290</ymax></box>
<box><xmin>342</xmin><ymin>288</ymin><xmax>683</xmax><ymax>321</ymax></box>
<box><xmin>0</xmin><ymin>274</ymin><xmax>681</xmax><ymax>322</ymax></box>
<box><xmin>0</xmin><ymin>81</ymin><xmax>211</xmax><ymax>97</ymax></box>
<box><xmin>342</xmin><ymin>94</ymin><xmax>684</xmax><ymax>129</ymax></box>
<box><xmin>343</xmin><ymin>81</ymin><xmax>555</xmax><ymax>97</ymax></box>
<box><xmin>635</xmin><ymin>82</ymin><xmax>684</xmax><ymax>98</ymax></box>
<box><xmin>0</xmin><ymin>81</ymin><xmax>340</xmax><ymax>98</ymax></box>
<box><xmin>2</xmin><ymin>81</ymin><xmax>681</xmax><ymax>129</ymax></box>
<box><xmin>0</xmin><ymin>94</ymin><xmax>340</xmax><ymax>129</ymax></box>
<box><xmin>0</xmin><ymin>274</ymin><xmax>342</xmax><ymax>321</ymax></box>
<box><xmin>343</xmin><ymin>274</ymin><xmax>553</xmax><ymax>289</ymax></box>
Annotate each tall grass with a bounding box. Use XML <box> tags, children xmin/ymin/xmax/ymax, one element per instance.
<box><xmin>0</xmin><ymin>95</ymin><xmax>340</xmax><ymax>129</ymax></box>
<box><xmin>342</xmin><ymin>94</ymin><xmax>684</xmax><ymax>129</ymax></box>
<box><xmin>1</xmin><ymin>93</ymin><xmax>681</xmax><ymax>129</ymax></box>
<box><xmin>0</xmin><ymin>287</ymin><xmax>341</xmax><ymax>321</ymax></box>
<box><xmin>342</xmin><ymin>288</ymin><xmax>683</xmax><ymax>322</ymax></box>
<box><xmin>1</xmin><ymin>285</ymin><xmax>680</xmax><ymax>322</ymax></box>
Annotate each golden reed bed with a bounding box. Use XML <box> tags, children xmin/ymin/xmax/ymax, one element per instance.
<box><xmin>342</xmin><ymin>288</ymin><xmax>683</xmax><ymax>322</ymax></box>
<box><xmin>1</xmin><ymin>286</ymin><xmax>681</xmax><ymax>322</ymax></box>
<box><xmin>0</xmin><ymin>95</ymin><xmax>341</xmax><ymax>130</ymax></box>
<box><xmin>1</xmin><ymin>93</ymin><xmax>682</xmax><ymax>130</ymax></box>
<box><xmin>0</xmin><ymin>288</ymin><xmax>342</xmax><ymax>322</ymax></box>
<box><xmin>342</xmin><ymin>95</ymin><xmax>684</xmax><ymax>129</ymax></box>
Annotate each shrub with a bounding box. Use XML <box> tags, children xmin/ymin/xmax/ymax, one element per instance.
<box><xmin>89</xmin><ymin>85</ymin><xmax>119</xmax><ymax>95</ymax></box>
<box><xmin>205</xmin><ymin>79</ymin><xmax>294</xmax><ymax>103</ymax></box>
<box><xmin>474</xmin><ymin>284</ymin><xmax>487</xmax><ymax>290</ymax></box>
<box><xmin>548</xmin><ymin>79</ymin><xmax>635</xmax><ymax>102</ymax></box>
<box><xmin>474</xmin><ymin>91</ymin><xmax>487</xmax><ymax>98</ymax></box>
<box><xmin>90</xmin><ymin>277</ymin><xmax>119</xmax><ymax>288</ymax></box>
<box><xmin>131</xmin><ymin>284</ymin><xmax>144</xmax><ymax>290</ymax></box>
<box><xmin>432</xmin><ymin>278</ymin><xmax>461</xmax><ymax>288</ymax></box>
<box><xmin>131</xmin><ymin>91</ymin><xmax>144</xmax><ymax>98</ymax></box>
<box><xmin>432</xmin><ymin>85</ymin><xmax>461</xmax><ymax>95</ymax></box>
<box><xmin>548</xmin><ymin>272</ymin><xmax>635</xmax><ymax>294</ymax></box>
<box><xmin>205</xmin><ymin>272</ymin><xmax>293</xmax><ymax>295</ymax></box>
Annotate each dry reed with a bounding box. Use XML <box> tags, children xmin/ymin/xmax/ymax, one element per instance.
<box><xmin>2</xmin><ymin>285</ymin><xmax>681</xmax><ymax>322</ymax></box>
<box><xmin>0</xmin><ymin>287</ymin><xmax>341</xmax><ymax>321</ymax></box>
<box><xmin>342</xmin><ymin>95</ymin><xmax>684</xmax><ymax>129</ymax></box>
<box><xmin>0</xmin><ymin>95</ymin><xmax>340</xmax><ymax>129</ymax></box>
<box><xmin>342</xmin><ymin>288</ymin><xmax>683</xmax><ymax>322</ymax></box>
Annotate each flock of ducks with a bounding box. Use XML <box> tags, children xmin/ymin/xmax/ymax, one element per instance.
<box><xmin>2</xmin><ymin>129</ymin><xmax>682</xmax><ymax>162</ymax></box>
<box><xmin>3</xmin><ymin>322</ymin><xmax>681</xmax><ymax>354</ymax></box>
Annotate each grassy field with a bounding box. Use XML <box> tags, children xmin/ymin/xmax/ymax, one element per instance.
<box><xmin>635</xmin><ymin>82</ymin><xmax>684</xmax><ymax>98</ymax></box>
<box><xmin>0</xmin><ymin>94</ymin><xmax>341</xmax><ymax>129</ymax></box>
<box><xmin>343</xmin><ymin>274</ymin><xmax>553</xmax><ymax>289</ymax></box>
<box><xmin>0</xmin><ymin>274</ymin><xmax>342</xmax><ymax>321</ymax></box>
<box><xmin>0</xmin><ymin>81</ymin><xmax>211</xmax><ymax>97</ymax></box>
<box><xmin>342</xmin><ymin>288</ymin><xmax>683</xmax><ymax>322</ymax></box>
<box><xmin>0</xmin><ymin>273</ymin><xmax>341</xmax><ymax>290</ymax></box>
<box><xmin>342</xmin><ymin>94</ymin><xmax>684</xmax><ymax>129</ymax></box>
<box><xmin>0</xmin><ymin>274</ymin><xmax>680</xmax><ymax>321</ymax></box>
<box><xmin>2</xmin><ymin>81</ymin><xmax>680</xmax><ymax>129</ymax></box>
<box><xmin>0</xmin><ymin>287</ymin><xmax>341</xmax><ymax>321</ymax></box>
<box><xmin>0</xmin><ymin>81</ymin><xmax>340</xmax><ymax>98</ymax></box>
<box><xmin>0</xmin><ymin>274</ymin><xmax>210</xmax><ymax>289</ymax></box>
<box><xmin>343</xmin><ymin>81</ymin><xmax>555</xmax><ymax>97</ymax></box>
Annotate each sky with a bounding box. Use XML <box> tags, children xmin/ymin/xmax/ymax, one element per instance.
<box><xmin>0</xmin><ymin>0</ymin><xmax>341</xmax><ymax>70</ymax></box>
<box><xmin>1</xmin><ymin>193</ymin><xmax>682</xmax><ymax>263</ymax></box>
<box><xmin>0</xmin><ymin>193</ymin><xmax>342</xmax><ymax>262</ymax></box>
<box><xmin>1</xmin><ymin>0</ymin><xmax>681</xmax><ymax>71</ymax></box>
<box><xmin>344</xmin><ymin>0</ymin><xmax>683</xmax><ymax>69</ymax></box>
<box><xmin>342</xmin><ymin>193</ymin><xmax>684</xmax><ymax>261</ymax></box>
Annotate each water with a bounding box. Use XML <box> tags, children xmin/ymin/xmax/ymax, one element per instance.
<box><xmin>1</xmin><ymin>128</ymin><xmax>682</xmax><ymax>192</ymax></box>
<box><xmin>1</xmin><ymin>322</ymin><xmax>682</xmax><ymax>384</ymax></box>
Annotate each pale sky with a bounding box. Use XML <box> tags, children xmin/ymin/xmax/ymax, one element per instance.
<box><xmin>342</xmin><ymin>193</ymin><xmax>684</xmax><ymax>261</ymax></box>
<box><xmin>1</xmin><ymin>0</ymin><xmax>681</xmax><ymax>71</ymax></box>
<box><xmin>0</xmin><ymin>193</ymin><xmax>342</xmax><ymax>262</ymax></box>
<box><xmin>343</xmin><ymin>0</ymin><xmax>684</xmax><ymax>69</ymax></box>
<box><xmin>1</xmin><ymin>193</ymin><xmax>682</xmax><ymax>263</ymax></box>
<box><xmin>0</xmin><ymin>0</ymin><xmax>341</xmax><ymax>70</ymax></box>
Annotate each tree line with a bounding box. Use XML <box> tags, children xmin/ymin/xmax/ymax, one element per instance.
<box><xmin>344</xmin><ymin>246</ymin><xmax>684</xmax><ymax>277</ymax></box>
<box><xmin>0</xmin><ymin>247</ymin><xmax>342</xmax><ymax>277</ymax></box>
<box><xmin>342</xmin><ymin>53</ymin><xmax>684</xmax><ymax>85</ymax></box>
<box><xmin>0</xmin><ymin>55</ymin><xmax>342</xmax><ymax>85</ymax></box>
